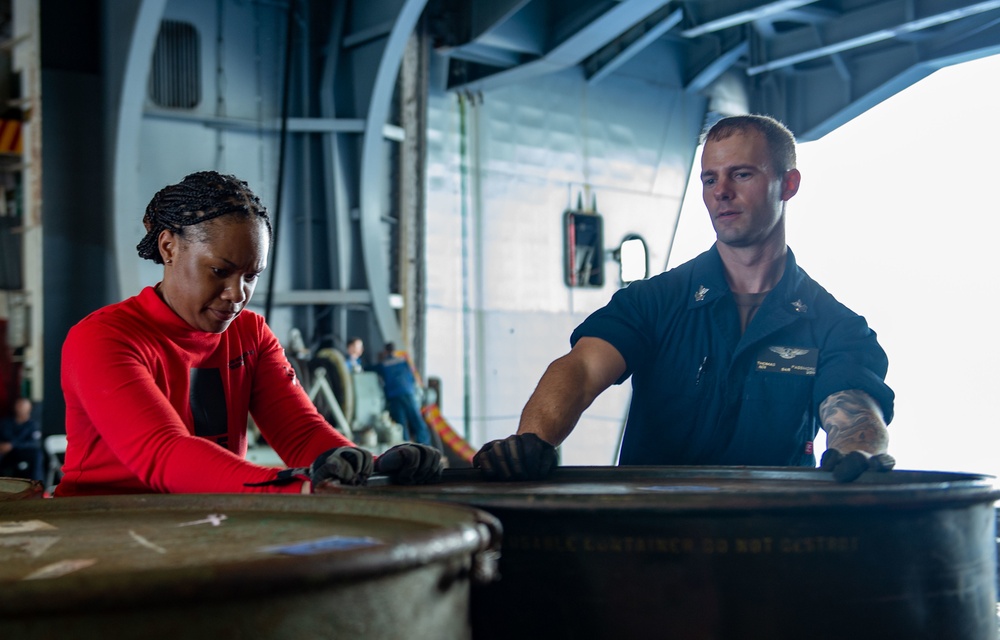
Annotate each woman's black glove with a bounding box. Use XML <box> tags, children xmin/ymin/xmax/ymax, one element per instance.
<box><xmin>374</xmin><ymin>443</ymin><xmax>444</xmax><ymax>485</ymax></box>
<box><xmin>473</xmin><ymin>433</ymin><xmax>558</xmax><ymax>481</ymax></box>
<box><xmin>310</xmin><ymin>446</ymin><xmax>374</xmax><ymax>487</ymax></box>
<box><xmin>820</xmin><ymin>449</ymin><xmax>895</xmax><ymax>483</ymax></box>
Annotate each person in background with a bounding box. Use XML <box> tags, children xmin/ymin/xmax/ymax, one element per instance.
<box><xmin>0</xmin><ymin>397</ymin><xmax>43</xmax><ymax>482</ymax></box>
<box><xmin>374</xmin><ymin>342</ymin><xmax>433</xmax><ymax>446</ymax></box>
<box><xmin>345</xmin><ymin>337</ymin><xmax>364</xmax><ymax>373</ymax></box>
<box><xmin>474</xmin><ymin>114</ymin><xmax>894</xmax><ymax>483</ymax></box>
<box><xmin>57</xmin><ymin>171</ymin><xmax>441</xmax><ymax>496</ymax></box>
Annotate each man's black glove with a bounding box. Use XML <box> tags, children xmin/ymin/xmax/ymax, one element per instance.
<box><xmin>374</xmin><ymin>443</ymin><xmax>444</xmax><ymax>485</ymax></box>
<box><xmin>310</xmin><ymin>446</ymin><xmax>374</xmax><ymax>488</ymax></box>
<box><xmin>820</xmin><ymin>449</ymin><xmax>896</xmax><ymax>483</ymax></box>
<box><xmin>473</xmin><ymin>433</ymin><xmax>558</xmax><ymax>481</ymax></box>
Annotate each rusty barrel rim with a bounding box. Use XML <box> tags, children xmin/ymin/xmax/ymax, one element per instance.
<box><xmin>0</xmin><ymin>493</ymin><xmax>501</xmax><ymax>615</ymax></box>
<box><xmin>361</xmin><ymin>465</ymin><xmax>1000</xmax><ymax>640</ymax></box>
<box><xmin>365</xmin><ymin>465</ymin><xmax>1000</xmax><ymax>513</ymax></box>
<box><xmin>0</xmin><ymin>476</ymin><xmax>44</xmax><ymax>500</ymax></box>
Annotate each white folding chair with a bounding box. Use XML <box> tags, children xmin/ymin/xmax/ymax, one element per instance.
<box><xmin>43</xmin><ymin>434</ymin><xmax>67</xmax><ymax>493</ymax></box>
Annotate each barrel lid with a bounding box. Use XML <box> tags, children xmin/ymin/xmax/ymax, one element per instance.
<box><xmin>0</xmin><ymin>493</ymin><xmax>500</xmax><ymax>614</ymax></box>
<box><xmin>361</xmin><ymin>466</ymin><xmax>1000</xmax><ymax>512</ymax></box>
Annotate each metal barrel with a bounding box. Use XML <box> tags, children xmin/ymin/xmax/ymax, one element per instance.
<box><xmin>0</xmin><ymin>493</ymin><xmax>501</xmax><ymax>640</ymax></box>
<box><xmin>355</xmin><ymin>466</ymin><xmax>1000</xmax><ymax>640</ymax></box>
<box><xmin>0</xmin><ymin>476</ymin><xmax>44</xmax><ymax>501</ymax></box>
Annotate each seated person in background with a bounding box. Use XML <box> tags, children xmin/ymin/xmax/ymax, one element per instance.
<box><xmin>0</xmin><ymin>397</ymin><xmax>43</xmax><ymax>482</ymax></box>
<box><xmin>474</xmin><ymin>114</ymin><xmax>895</xmax><ymax>484</ymax></box>
<box><xmin>58</xmin><ymin>171</ymin><xmax>441</xmax><ymax>496</ymax></box>
<box><xmin>345</xmin><ymin>336</ymin><xmax>365</xmax><ymax>373</ymax></box>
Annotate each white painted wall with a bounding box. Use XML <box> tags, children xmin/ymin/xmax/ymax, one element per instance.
<box><xmin>424</xmin><ymin>66</ymin><xmax>706</xmax><ymax>463</ymax></box>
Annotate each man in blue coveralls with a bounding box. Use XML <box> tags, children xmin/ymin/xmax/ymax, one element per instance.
<box><xmin>374</xmin><ymin>343</ymin><xmax>433</xmax><ymax>446</ymax></box>
<box><xmin>474</xmin><ymin>114</ymin><xmax>895</xmax><ymax>483</ymax></box>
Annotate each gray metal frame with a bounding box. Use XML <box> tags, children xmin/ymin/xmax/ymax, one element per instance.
<box><xmin>109</xmin><ymin>0</ymin><xmax>430</xmax><ymax>354</ymax></box>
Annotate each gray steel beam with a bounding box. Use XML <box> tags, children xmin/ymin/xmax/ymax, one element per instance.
<box><xmin>343</xmin><ymin>20</ymin><xmax>395</xmax><ymax>49</ymax></box>
<box><xmin>319</xmin><ymin>0</ymin><xmax>353</xmax><ymax>344</ymax></box>
<box><xmin>449</xmin><ymin>0</ymin><xmax>670</xmax><ymax>91</ymax></box>
<box><xmin>680</xmin><ymin>0</ymin><xmax>821</xmax><ymax>38</ymax></box>
<box><xmin>358</xmin><ymin>0</ymin><xmax>429</xmax><ymax>347</ymax></box>
<box><xmin>443</xmin><ymin>41</ymin><xmax>525</xmax><ymax>67</ymax></box>
<box><xmin>778</xmin><ymin>12</ymin><xmax>1000</xmax><ymax>139</ymax></box>
<box><xmin>143</xmin><ymin>108</ymin><xmax>367</xmax><ymax>132</ymax></box>
<box><xmin>747</xmin><ymin>0</ymin><xmax>1000</xmax><ymax>75</ymax></box>
<box><xmin>469</xmin><ymin>0</ymin><xmax>534</xmax><ymax>42</ymax></box>
<box><xmin>260</xmin><ymin>289</ymin><xmax>375</xmax><ymax>305</ymax></box>
<box><xmin>686</xmin><ymin>41</ymin><xmax>748</xmax><ymax>91</ymax></box>
<box><xmin>584</xmin><ymin>6</ymin><xmax>684</xmax><ymax>84</ymax></box>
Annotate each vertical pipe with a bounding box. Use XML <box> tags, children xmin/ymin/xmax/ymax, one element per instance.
<box><xmin>469</xmin><ymin>93</ymin><xmax>486</xmax><ymax>447</ymax></box>
<box><xmin>264</xmin><ymin>0</ymin><xmax>297</xmax><ymax>321</ymax></box>
<box><xmin>298</xmin><ymin>0</ymin><xmax>314</xmax><ymax>343</ymax></box>
<box><xmin>400</xmin><ymin>23</ymin><xmax>428</xmax><ymax>374</ymax></box>
<box><xmin>318</xmin><ymin>2</ymin><xmax>349</xmax><ymax>344</ymax></box>
<box><xmin>214</xmin><ymin>0</ymin><xmax>225</xmax><ymax>167</ymax></box>
<box><xmin>458</xmin><ymin>92</ymin><xmax>472</xmax><ymax>442</ymax></box>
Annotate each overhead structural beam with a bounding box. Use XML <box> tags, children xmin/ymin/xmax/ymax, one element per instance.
<box><xmin>434</xmin><ymin>0</ymin><xmax>542</xmax><ymax>68</ymax></box>
<box><xmin>545</xmin><ymin>0</ymin><xmax>671</xmax><ymax>66</ymax></box>
<box><xmin>746</xmin><ymin>0</ymin><xmax>1000</xmax><ymax>75</ymax></box>
<box><xmin>680</xmin><ymin>0</ymin><xmax>821</xmax><ymax>38</ymax></box>
<box><xmin>358</xmin><ymin>0</ymin><xmax>429</xmax><ymax>346</ymax></box>
<box><xmin>450</xmin><ymin>0</ymin><xmax>670</xmax><ymax>91</ymax></box>
<box><xmin>468</xmin><ymin>0</ymin><xmax>533</xmax><ymax>43</ymax></box>
<box><xmin>928</xmin><ymin>11</ymin><xmax>1000</xmax><ymax>60</ymax></box>
<box><xmin>143</xmin><ymin>109</ymin><xmax>366</xmax><ymax>133</ymax></box>
<box><xmin>686</xmin><ymin>41</ymin><xmax>749</xmax><ymax>91</ymax></box>
<box><xmin>444</xmin><ymin>41</ymin><xmax>524</xmax><ymax>67</ymax></box>
<box><xmin>343</xmin><ymin>20</ymin><xmax>394</xmax><ymax>49</ymax></box>
<box><xmin>585</xmin><ymin>7</ymin><xmax>684</xmax><ymax>84</ymax></box>
<box><xmin>261</xmin><ymin>290</ymin><xmax>375</xmax><ymax>306</ymax></box>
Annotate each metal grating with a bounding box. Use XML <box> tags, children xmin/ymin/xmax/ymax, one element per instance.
<box><xmin>148</xmin><ymin>20</ymin><xmax>201</xmax><ymax>109</ymax></box>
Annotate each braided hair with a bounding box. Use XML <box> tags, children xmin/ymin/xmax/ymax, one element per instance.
<box><xmin>136</xmin><ymin>171</ymin><xmax>272</xmax><ymax>264</ymax></box>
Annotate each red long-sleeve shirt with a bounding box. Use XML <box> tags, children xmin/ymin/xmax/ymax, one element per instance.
<box><xmin>57</xmin><ymin>286</ymin><xmax>353</xmax><ymax>496</ymax></box>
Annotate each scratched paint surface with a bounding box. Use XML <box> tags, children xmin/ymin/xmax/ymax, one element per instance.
<box><xmin>0</xmin><ymin>493</ymin><xmax>501</xmax><ymax>638</ymax></box>
<box><xmin>0</xmin><ymin>493</ymin><xmax>489</xmax><ymax>594</ymax></box>
<box><xmin>0</xmin><ymin>508</ymin><xmax>411</xmax><ymax>578</ymax></box>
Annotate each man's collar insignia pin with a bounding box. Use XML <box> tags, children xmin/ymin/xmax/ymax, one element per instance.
<box><xmin>694</xmin><ymin>285</ymin><xmax>709</xmax><ymax>302</ymax></box>
<box><xmin>791</xmin><ymin>300</ymin><xmax>808</xmax><ymax>313</ymax></box>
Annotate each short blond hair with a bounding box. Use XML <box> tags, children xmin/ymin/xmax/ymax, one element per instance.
<box><xmin>704</xmin><ymin>114</ymin><xmax>797</xmax><ymax>175</ymax></box>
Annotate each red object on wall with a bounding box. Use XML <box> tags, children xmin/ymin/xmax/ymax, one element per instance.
<box><xmin>0</xmin><ymin>119</ymin><xmax>23</xmax><ymax>155</ymax></box>
<box><xmin>421</xmin><ymin>403</ymin><xmax>476</xmax><ymax>464</ymax></box>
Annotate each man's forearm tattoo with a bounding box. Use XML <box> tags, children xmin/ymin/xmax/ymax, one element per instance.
<box><xmin>819</xmin><ymin>389</ymin><xmax>888</xmax><ymax>453</ymax></box>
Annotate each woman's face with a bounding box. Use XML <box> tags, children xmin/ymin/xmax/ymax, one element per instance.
<box><xmin>157</xmin><ymin>216</ymin><xmax>269</xmax><ymax>333</ymax></box>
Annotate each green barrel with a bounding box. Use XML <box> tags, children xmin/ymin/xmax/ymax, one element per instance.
<box><xmin>354</xmin><ymin>466</ymin><xmax>1000</xmax><ymax>640</ymax></box>
<box><xmin>0</xmin><ymin>493</ymin><xmax>501</xmax><ymax>640</ymax></box>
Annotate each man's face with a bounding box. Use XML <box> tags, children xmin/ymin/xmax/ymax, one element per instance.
<box><xmin>158</xmin><ymin>217</ymin><xmax>269</xmax><ymax>333</ymax></box>
<box><xmin>347</xmin><ymin>340</ymin><xmax>363</xmax><ymax>358</ymax></box>
<box><xmin>700</xmin><ymin>131</ymin><xmax>799</xmax><ymax>250</ymax></box>
<box><xmin>13</xmin><ymin>398</ymin><xmax>31</xmax><ymax>422</ymax></box>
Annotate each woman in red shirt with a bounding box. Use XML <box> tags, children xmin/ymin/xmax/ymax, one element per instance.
<box><xmin>58</xmin><ymin>171</ymin><xmax>439</xmax><ymax>496</ymax></box>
